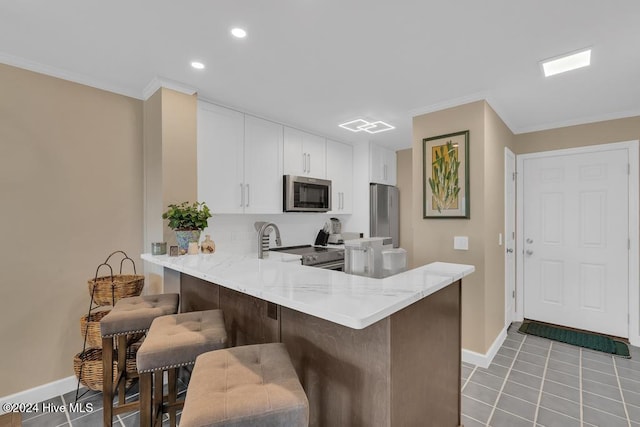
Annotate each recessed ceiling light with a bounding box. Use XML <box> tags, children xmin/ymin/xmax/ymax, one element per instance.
<box><xmin>339</xmin><ymin>119</ymin><xmax>395</xmax><ymax>134</ymax></box>
<box><xmin>231</xmin><ymin>28</ymin><xmax>247</xmax><ymax>38</ymax></box>
<box><xmin>191</xmin><ymin>61</ymin><xmax>205</xmax><ymax>70</ymax></box>
<box><xmin>541</xmin><ymin>48</ymin><xmax>591</xmax><ymax>77</ymax></box>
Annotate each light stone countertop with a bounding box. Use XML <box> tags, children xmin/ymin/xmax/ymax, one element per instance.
<box><xmin>141</xmin><ymin>252</ymin><xmax>474</xmax><ymax>330</ymax></box>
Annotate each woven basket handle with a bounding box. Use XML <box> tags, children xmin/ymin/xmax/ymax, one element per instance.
<box><xmin>89</xmin><ymin>251</ymin><xmax>138</xmax><ymax>301</ymax></box>
<box><xmin>103</xmin><ymin>250</ymin><xmax>137</xmax><ymax>275</ymax></box>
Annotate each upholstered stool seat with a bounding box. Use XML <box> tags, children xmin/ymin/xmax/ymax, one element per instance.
<box><xmin>100</xmin><ymin>293</ymin><xmax>180</xmax><ymax>427</ymax></box>
<box><xmin>180</xmin><ymin>343</ymin><xmax>309</xmax><ymax>427</ymax></box>
<box><xmin>100</xmin><ymin>294</ymin><xmax>180</xmax><ymax>338</ymax></box>
<box><xmin>137</xmin><ymin>309</ymin><xmax>228</xmax><ymax>427</ymax></box>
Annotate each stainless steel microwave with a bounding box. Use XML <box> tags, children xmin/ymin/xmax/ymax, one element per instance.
<box><xmin>283</xmin><ymin>175</ymin><xmax>332</xmax><ymax>212</ymax></box>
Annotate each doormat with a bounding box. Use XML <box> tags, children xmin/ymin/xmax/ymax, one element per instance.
<box><xmin>518</xmin><ymin>321</ymin><xmax>630</xmax><ymax>358</ymax></box>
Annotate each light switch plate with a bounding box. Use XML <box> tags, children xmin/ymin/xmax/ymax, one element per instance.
<box><xmin>454</xmin><ymin>236</ymin><xmax>469</xmax><ymax>250</ymax></box>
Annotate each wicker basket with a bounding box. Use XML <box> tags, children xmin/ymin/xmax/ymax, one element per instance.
<box><xmin>73</xmin><ymin>344</ymin><xmax>140</xmax><ymax>391</ymax></box>
<box><xmin>80</xmin><ymin>310</ymin><xmax>110</xmax><ymax>348</ymax></box>
<box><xmin>87</xmin><ymin>274</ymin><xmax>144</xmax><ymax>306</ymax></box>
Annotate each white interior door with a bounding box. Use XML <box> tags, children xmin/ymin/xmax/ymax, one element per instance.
<box><xmin>522</xmin><ymin>148</ymin><xmax>629</xmax><ymax>337</ymax></box>
<box><xmin>505</xmin><ymin>148</ymin><xmax>516</xmax><ymax>327</ymax></box>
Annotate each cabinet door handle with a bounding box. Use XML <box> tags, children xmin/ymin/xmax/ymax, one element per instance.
<box><xmin>246</xmin><ymin>184</ymin><xmax>250</xmax><ymax>207</ymax></box>
<box><xmin>240</xmin><ymin>183</ymin><xmax>244</xmax><ymax>207</ymax></box>
<box><xmin>341</xmin><ymin>192</ymin><xmax>344</xmax><ymax>210</ymax></box>
<box><xmin>307</xmin><ymin>153</ymin><xmax>311</xmax><ymax>173</ymax></box>
<box><xmin>302</xmin><ymin>153</ymin><xmax>306</xmax><ymax>173</ymax></box>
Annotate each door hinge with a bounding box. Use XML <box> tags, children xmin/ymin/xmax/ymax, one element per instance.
<box><xmin>512</xmin><ymin>290</ymin><xmax>515</xmax><ymax>299</ymax></box>
<box><xmin>512</xmin><ymin>172</ymin><xmax>517</xmax><ymax>181</ymax></box>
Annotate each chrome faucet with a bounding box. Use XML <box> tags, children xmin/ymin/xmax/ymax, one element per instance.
<box><xmin>254</xmin><ymin>221</ymin><xmax>282</xmax><ymax>259</ymax></box>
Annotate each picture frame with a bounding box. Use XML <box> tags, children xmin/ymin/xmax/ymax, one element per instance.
<box><xmin>423</xmin><ymin>130</ymin><xmax>470</xmax><ymax>218</ymax></box>
<box><xmin>169</xmin><ymin>245</ymin><xmax>179</xmax><ymax>257</ymax></box>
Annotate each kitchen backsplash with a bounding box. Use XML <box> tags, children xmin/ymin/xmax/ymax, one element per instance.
<box><xmin>203</xmin><ymin>214</ymin><xmax>355</xmax><ymax>254</ymax></box>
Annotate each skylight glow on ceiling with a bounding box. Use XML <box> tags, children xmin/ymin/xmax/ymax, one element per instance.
<box><xmin>542</xmin><ymin>49</ymin><xmax>591</xmax><ymax>77</ymax></box>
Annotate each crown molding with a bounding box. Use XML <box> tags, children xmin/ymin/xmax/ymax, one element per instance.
<box><xmin>409</xmin><ymin>91</ymin><xmax>519</xmax><ymax>134</ymax></box>
<box><xmin>142</xmin><ymin>76</ymin><xmax>197</xmax><ymax>100</ymax></box>
<box><xmin>514</xmin><ymin>107</ymin><xmax>640</xmax><ymax>134</ymax></box>
<box><xmin>409</xmin><ymin>91</ymin><xmax>489</xmax><ymax>118</ymax></box>
<box><xmin>0</xmin><ymin>52</ymin><xmax>141</xmax><ymax>99</ymax></box>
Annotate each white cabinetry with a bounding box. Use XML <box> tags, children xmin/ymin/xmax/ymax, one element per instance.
<box><xmin>326</xmin><ymin>140</ymin><xmax>353</xmax><ymax>214</ymax></box>
<box><xmin>197</xmin><ymin>102</ymin><xmax>244</xmax><ymax>213</ymax></box>
<box><xmin>369</xmin><ymin>143</ymin><xmax>397</xmax><ymax>185</ymax></box>
<box><xmin>197</xmin><ymin>101</ymin><xmax>283</xmax><ymax>214</ymax></box>
<box><xmin>283</xmin><ymin>127</ymin><xmax>326</xmax><ymax>178</ymax></box>
<box><xmin>243</xmin><ymin>115</ymin><xmax>283</xmax><ymax>213</ymax></box>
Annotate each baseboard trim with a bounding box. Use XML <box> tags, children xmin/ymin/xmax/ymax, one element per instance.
<box><xmin>0</xmin><ymin>376</ymin><xmax>78</xmax><ymax>414</ymax></box>
<box><xmin>462</xmin><ymin>326</ymin><xmax>508</xmax><ymax>369</ymax></box>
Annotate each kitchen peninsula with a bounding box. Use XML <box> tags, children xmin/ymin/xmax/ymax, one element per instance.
<box><xmin>142</xmin><ymin>252</ymin><xmax>474</xmax><ymax>426</ymax></box>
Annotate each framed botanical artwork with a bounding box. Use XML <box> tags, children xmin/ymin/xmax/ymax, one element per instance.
<box><xmin>423</xmin><ymin>130</ymin><xmax>470</xmax><ymax>218</ymax></box>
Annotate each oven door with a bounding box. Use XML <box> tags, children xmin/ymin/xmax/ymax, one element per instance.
<box><xmin>284</xmin><ymin>175</ymin><xmax>331</xmax><ymax>212</ymax></box>
<box><xmin>312</xmin><ymin>260</ymin><xmax>344</xmax><ymax>271</ymax></box>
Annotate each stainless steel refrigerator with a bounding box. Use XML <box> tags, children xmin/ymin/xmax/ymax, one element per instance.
<box><xmin>370</xmin><ymin>183</ymin><xmax>399</xmax><ymax>248</ymax></box>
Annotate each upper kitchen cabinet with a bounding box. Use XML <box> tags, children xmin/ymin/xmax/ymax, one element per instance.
<box><xmin>326</xmin><ymin>139</ymin><xmax>353</xmax><ymax>214</ymax></box>
<box><xmin>197</xmin><ymin>101</ymin><xmax>245</xmax><ymax>213</ymax></box>
<box><xmin>197</xmin><ymin>101</ymin><xmax>283</xmax><ymax>214</ymax></box>
<box><xmin>283</xmin><ymin>127</ymin><xmax>326</xmax><ymax>178</ymax></box>
<box><xmin>369</xmin><ymin>142</ymin><xmax>397</xmax><ymax>185</ymax></box>
<box><xmin>243</xmin><ymin>115</ymin><xmax>283</xmax><ymax>213</ymax></box>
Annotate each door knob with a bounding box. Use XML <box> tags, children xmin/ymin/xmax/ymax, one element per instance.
<box><xmin>526</xmin><ymin>238</ymin><xmax>534</xmax><ymax>244</ymax></box>
<box><xmin>506</xmin><ymin>248</ymin><xmax>514</xmax><ymax>253</ymax></box>
<box><xmin>526</xmin><ymin>249</ymin><xmax>534</xmax><ymax>256</ymax></box>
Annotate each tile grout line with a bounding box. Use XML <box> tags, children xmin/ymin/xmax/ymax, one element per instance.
<box><xmin>532</xmin><ymin>340</ymin><xmax>552</xmax><ymax>426</ymax></box>
<box><xmin>486</xmin><ymin>334</ymin><xmax>528</xmax><ymax>426</ymax></box>
<box><xmin>59</xmin><ymin>394</ymin><xmax>73</xmax><ymax>426</ymax></box>
<box><xmin>462</xmin><ymin>365</ymin><xmax>478</xmax><ymax>392</ymax></box>
<box><xmin>579</xmin><ymin>348</ymin><xmax>584</xmax><ymax>426</ymax></box>
<box><xmin>612</xmin><ymin>356</ymin><xmax>632</xmax><ymax>427</ymax></box>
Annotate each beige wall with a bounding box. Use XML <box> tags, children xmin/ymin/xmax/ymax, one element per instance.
<box><xmin>412</xmin><ymin>101</ymin><xmax>487</xmax><ymax>352</ymax></box>
<box><xmin>483</xmin><ymin>103</ymin><xmax>515</xmax><ymax>347</ymax></box>
<box><xmin>396</xmin><ymin>149</ymin><xmax>414</xmax><ymax>268</ymax></box>
<box><xmin>514</xmin><ymin>116</ymin><xmax>640</xmax><ymax>154</ymax></box>
<box><xmin>160</xmin><ymin>89</ymin><xmax>198</xmax><ymax>245</ymax></box>
<box><xmin>142</xmin><ymin>88</ymin><xmax>197</xmax><ymax>294</ymax></box>
<box><xmin>411</xmin><ymin>100</ymin><xmax>514</xmax><ymax>354</ymax></box>
<box><xmin>0</xmin><ymin>64</ymin><xmax>143</xmax><ymax>396</ymax></box>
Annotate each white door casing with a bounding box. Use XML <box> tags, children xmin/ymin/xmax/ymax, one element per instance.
<box><xmin>505</xmin><ymin>148</ymin><xmax>516</xmax><ymax>327</ymax></box>
<box><xmin>516</xmin><ymin>141</ymin><xmax>639</xmax><ymax>345</ymax></box>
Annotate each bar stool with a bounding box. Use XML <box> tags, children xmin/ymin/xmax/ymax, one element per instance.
<box><xmin>180</xmin><ymin>343</ymin><xmax>309</xmax><ymax>427</ymax></box>
<box><xmin>100</xmin><ymin>293</ymin><xmax>179</xmax><ymax>427</ymax></box>
<box><xmin>136</xmin><ymin>309</ymin><xmax>228</xmax><ymax>427</ymax></box>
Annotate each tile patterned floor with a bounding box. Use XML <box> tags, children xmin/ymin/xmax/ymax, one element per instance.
<box><xmin>463</xmin><ymin>324</ymin><xmax>640</xmax><ymax>426</ymax></box>
<box><xmin>19</xmin><ymin>378</ymin><xmax>187</xmax><ymax>427</ymax></box>
<box><xmin>15</xmin><ymin>323</ymin><xmax>640</xmax><ymax>426</ymax></box>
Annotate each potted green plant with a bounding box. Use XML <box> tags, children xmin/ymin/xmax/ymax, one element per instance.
<box><xmin>162</xmin><ymin>201</ymin><xmax>212</xmax><ymax>252</ymax></box>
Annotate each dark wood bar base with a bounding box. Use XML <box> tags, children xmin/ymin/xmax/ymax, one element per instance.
<box><xmin>179</xmin><ymin>272</ymin><xmax>462</xmax><ymax>427</ymax></box>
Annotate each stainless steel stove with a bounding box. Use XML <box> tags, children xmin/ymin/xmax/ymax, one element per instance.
<box><xmin>270</xmin><ymin>245</ymin><xmax>345</xmax><ymax>270</ymax></box>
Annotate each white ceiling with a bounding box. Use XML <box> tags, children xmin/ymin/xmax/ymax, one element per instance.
<box><xmin>1</xmin><ymin>1</ymin><xmax>639</xmax><ymax>150</ymax></box>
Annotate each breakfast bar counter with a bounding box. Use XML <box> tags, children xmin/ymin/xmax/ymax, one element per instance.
<box><xmin>142</xmin><ymin>252</ymin><xmax>474</xmax><ymax>426</ymax></box>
